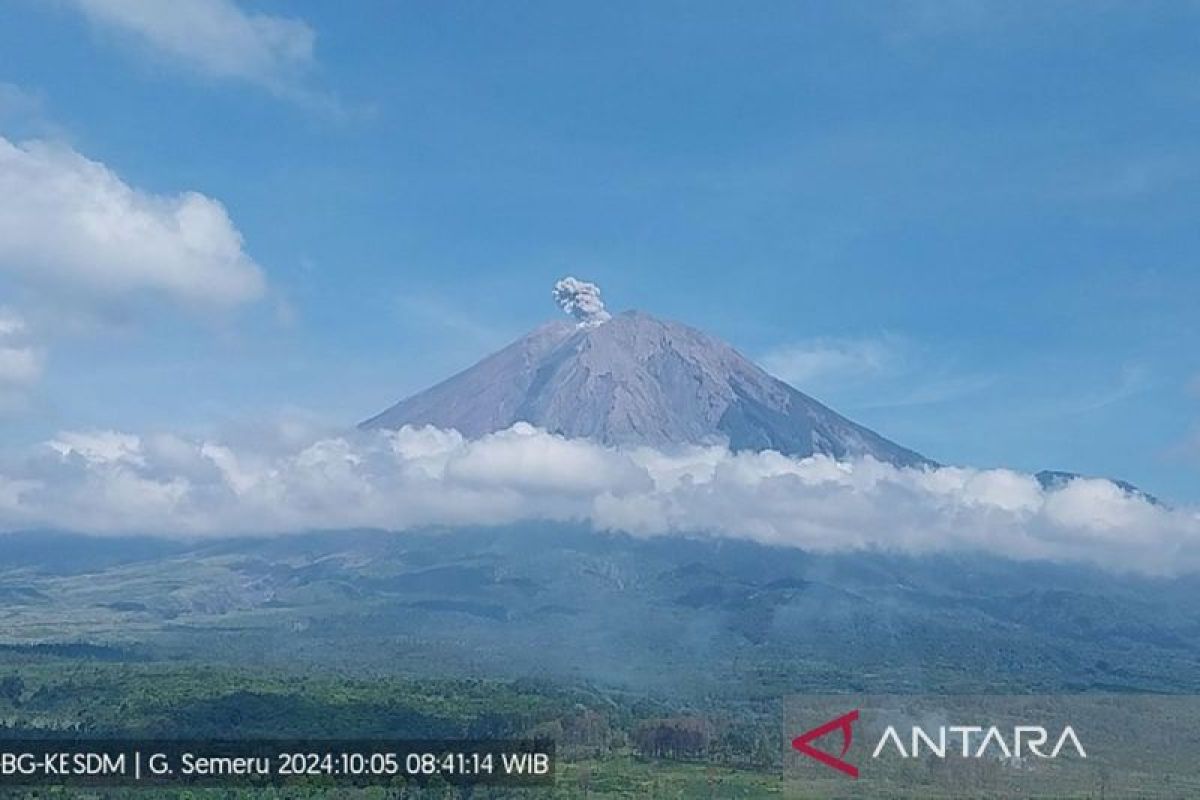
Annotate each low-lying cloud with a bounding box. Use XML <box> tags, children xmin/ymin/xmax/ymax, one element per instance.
<box><xmin>2</xmin><ymin>423</ymin><xmax>1197</xmax><ymax>575</ymax></box>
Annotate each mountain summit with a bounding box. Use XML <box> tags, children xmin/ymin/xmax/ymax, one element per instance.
<box><xmin>362</xmin><ymin>280</ymin><xmax>930</xmax><ymax>467</ymax></box>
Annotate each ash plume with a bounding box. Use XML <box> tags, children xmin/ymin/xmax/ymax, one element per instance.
<box><xmin>553</xmin><ymin>277</ymin><xmax>611</xmax><ymax>327</ymax></box>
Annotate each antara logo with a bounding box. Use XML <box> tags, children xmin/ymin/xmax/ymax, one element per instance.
<box><xmin>872</xmin><ymin>724</ymin><xmax>1087</xmax><ymax>760</ymax></box>
<box><xmin>791</xmin><ymin>709</ymin><xmax>860</xmax><ymax>778</ymax></box>
<box><xmin>792</xmin><ymin>710</ymin><xmax>1086</xmax><ymax>779</ymax></box>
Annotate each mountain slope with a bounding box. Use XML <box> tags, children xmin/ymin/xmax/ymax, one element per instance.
<box><xmin>361</xmin><ymin>310</ymin><xmax>930</xmax><ymax>467</ymax></box>
<box><xmin>6</xmin><ymin>528</ymin><xmax>1200</xmax><ymax>695</ymax></box>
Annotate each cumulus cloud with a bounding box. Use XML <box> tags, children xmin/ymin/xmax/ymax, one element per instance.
<box><xmin>553</xmin><ymin>277</ymin><xmax>612</xmax><ymax>327</ymax></box>
<box><xmin>0</xmin><ymin>135</ymin><xmax>265</xmax><ymax>310</ymax></box>
<box><xmin>63</xmin><ymin>0</ymin><xmax>316</xmax><ymax>95</ymax></box>
<box><xmin>1</xmin><ymin>422</ymin><xmax>1197</xmax><ymax>575</ymax></box>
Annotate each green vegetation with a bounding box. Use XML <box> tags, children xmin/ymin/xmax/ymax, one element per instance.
<box><xmin>4</xmin><ymin>529</ymin><xmax>1200</xmax><ymax>797</ymax></box>
<box><xmin>0</xmin><ymin>655</ymin><xmax>785</xmax><ymax>798</ymax></box>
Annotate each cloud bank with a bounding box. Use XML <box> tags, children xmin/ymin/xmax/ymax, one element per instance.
<box><xmin>2</xmin><ymin>423</ymin><xmax>1197</xmax><ymax>575</ymax></box>
<box><xmin>64</xmin><ymin>0</ymin><xmax>316</xmax><ymax>95</ymax></box>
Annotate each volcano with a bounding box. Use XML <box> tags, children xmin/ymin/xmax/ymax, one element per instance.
<box><xmin>361</xmin><ymin>286</ymin><xmax>930</xmax><ymax>467</ymax></box>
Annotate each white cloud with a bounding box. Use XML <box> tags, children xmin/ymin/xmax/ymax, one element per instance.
<box><xmin>0</xmin><ymin>310</ymin><xmax>43</xmax><ymax>409</ymax></box>
<box><xmin>1</xmin><ymin>422</ymin><xmax>1197</xmax><ymax>576</ymax></box>
<box><xmin>0</xmin><ymin>312</ymin><xmax>27</xmax><ymax>339</ymax></box>
<box><xmin>0</xmin><ymin>136</ymin><xmax>265</xmax><ymax>310</ymax></box>
<box><xmin>0</xmin><ymin>134</ymin><xmax>264</xmax><ymax>407</ymax></box>
<box><xmin>64</xmin><ymin>0</ymin><xmax>316</xmax><ymax>95</ymax></box>
<box><xmin>48</xmin><ymin>430</ymin><xmax>145</xmax><ymax>466</ymax></box>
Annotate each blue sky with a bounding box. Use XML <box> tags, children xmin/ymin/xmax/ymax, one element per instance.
<box><xmin>0</xmin><ymin>1</ymin><xmax>1197</xmax><ymax>502</ymax></box>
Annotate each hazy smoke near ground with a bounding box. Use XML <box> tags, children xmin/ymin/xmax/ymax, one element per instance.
<box><xmin>553</xmin><ymin>277</ymin><xmax>611</xmax><ymax>326</ymax></box>
<box><xmin>1</xmin><ymin>423</ymin><xmax>1198</xmax><ymax>575</ymax></box>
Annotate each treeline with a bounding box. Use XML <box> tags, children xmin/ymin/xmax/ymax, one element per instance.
<box><xmin>0</xmin><ymin>662</ymin><xmax>782</xmax><ymax>775</ymax></box>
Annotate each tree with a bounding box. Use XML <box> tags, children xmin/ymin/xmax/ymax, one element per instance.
<box><xmin>0</xmin><ymin>675</ymin><xmax>24</xmax><ymax>705</ymax></box>
<box><xmin>632</xmin><ymin>717</ymin><xmax>712</xmax><ymax>761</ymax></box>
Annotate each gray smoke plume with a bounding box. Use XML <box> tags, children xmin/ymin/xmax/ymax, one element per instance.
<box><xmin>553</xmin><ymin>277</ymin><xmax>611</xmax><ymax>327</ymax></box>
